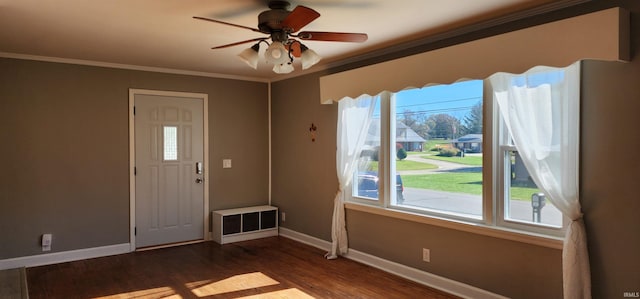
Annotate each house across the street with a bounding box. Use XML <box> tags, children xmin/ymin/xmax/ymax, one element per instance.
<box><xmin>451</xmin><ymin>134</ymin><xmax>483</xmax><ymax>153</ymax></box>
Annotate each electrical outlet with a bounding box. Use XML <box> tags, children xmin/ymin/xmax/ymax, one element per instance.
<box><xmin>281</xmin><ymin>212</ymin><xmax>286</xmax><ymax>222</ymax></box>
<box><xmin>42</xmin><ymin>234</ymin><xmax>52</xmax><ymax>252</ymax></box>
<box><xmin>422</xmin><ymin>248</ymin><xmax>430</xmax><ymax>262</ymax></box>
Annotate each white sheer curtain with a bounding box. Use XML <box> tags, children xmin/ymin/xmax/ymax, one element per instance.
<box><xmin>490</xmin><ymin>62</ymin><xmax>589</xmax><ymax>299</ymax></box>
<box><xmin>326</xmin><ymin>94</ymin><xmax>377</xmax><ymax>259</ymax></box>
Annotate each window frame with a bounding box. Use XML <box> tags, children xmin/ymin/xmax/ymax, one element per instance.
<box><xmin>348</xmin><ymin>78</ymin><xmax>568</xmax><ymax>240</ymax></box>
<box><xmin>492</xmin><ymin>79</ymin><xmax>568</xmax><ymax>237</ymax></box>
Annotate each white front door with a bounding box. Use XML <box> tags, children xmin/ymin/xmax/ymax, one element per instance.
<box><xmin>131</xmin><ymin>90</ymin><xmax>207</xmax><ymax>248</ymax></box>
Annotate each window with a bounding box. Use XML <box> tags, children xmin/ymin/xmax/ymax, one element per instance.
<box><xmin>352</xmin><ymin>83</ymin><xmax>485</xmax><ymax>220</ymax></box>
<box><xmin>349</xmin><ymin>65</ymin><xmax>577</xmax><ymax>237</ymax></box>
<box><xmin>494</xmin><ymin>67</ymin><xmax>575</xmax><ymax>235</ymax></box>
<box><xmin>163</xmin><ymin>126</ymin><xmax>178</xmax><ymax>161</ymax></box>
<box><xmin>391</xmin><ymin>81</ymin><xmax>484</xmax><ymax>220</ymax></box>
<box><xmin>353</xmin><ymin>100</ymin><xmax>381</xmax><ymax>202</ymax></box>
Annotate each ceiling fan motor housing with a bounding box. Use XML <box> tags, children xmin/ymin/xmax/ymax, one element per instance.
<box><xmin>258</xmin><ymin>7</ymin><xmax>291</xmax><ymax>34</ymax></box>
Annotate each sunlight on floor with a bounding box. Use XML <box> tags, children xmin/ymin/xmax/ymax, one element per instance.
<box><xmin>186</xmin><ymin>272</ymin><xmax>280</xmax><ymax>297</ymax></box>
<box><xmin>92</xmin><ymin>272</ymin><xmax>316</xmax><ymax>298</ymax></box>
<box><xmin>236</xmin><ymin>288</ymin><xmax>315</xmax><ymax>299</ymax></box>
<box><xmin>93</xmin><ymin>286</ymin><xmax>180</xmax><ymax>299</ymax></box>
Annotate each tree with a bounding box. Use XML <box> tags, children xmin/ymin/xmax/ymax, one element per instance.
<box><xmin>461</xmin><ymin>101</ymin><xmax>483</xmax><ymax>135</ymax></box>
<box><xmin>427</xmin><ymin>114</ymin><xmax>462</xmax><ymax>139</ymax></box>
<box><xmin>397</xmin><ymin>147</ymin><xmax>407</xmax><ymax>160</ymax></box>
<box><xmin>401</xmin><ymin>109</ymin><xmax>418</xmax><ymax>128</ymax></box>
<box><xmin>400</xmin><ymin>109</ymin><xmax>430</xmax><ymax>139</ymax></box>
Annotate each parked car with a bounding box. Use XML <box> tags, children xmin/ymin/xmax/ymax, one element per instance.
<box><xmin>357</xmin><ymin>172</ymin><xmax>405</xmax><ymax>204</ymax></box>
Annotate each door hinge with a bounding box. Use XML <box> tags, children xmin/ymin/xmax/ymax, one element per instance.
<box><xmin>134</xmin><ymin>167</ymin><xmax>136</xmax><ymax>175</ymax></box>
<box><xmin>135</xmin><ymin>227</ymin><xmax>137</xmax><ymax>236</ymax></box>
<box><xmin>133</xmin><ymin>106</ymin><xmax>136</xmax><ymax>115</ymax></box>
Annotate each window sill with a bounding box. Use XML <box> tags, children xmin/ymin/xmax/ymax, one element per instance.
<box><xmin>344</xmin><ymin>202</ymin><xmax>564</xmax><ymax>250</ymax></box>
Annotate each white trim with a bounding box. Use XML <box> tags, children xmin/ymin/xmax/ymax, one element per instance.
<box><xmin>203</xmin><ymin>94</ymin><xmax>211</xmax><ymax>242</ymax></box>
<box><xmin>279</xmin><ymin>227</ymin><xmax>329</xmax><ymax>251</ymax></box>
<box><xmin>128</xmin><ymin>91</ymin><xmax>136</xmax><ymax>252</ymax></box>
<box><xmin>135</xmin><ymin>240</ymin><xmax>204</xmax><ymax>252</ymax></box>
<box><xmin>279</xmin><ymin>228</ymin><xmax>506</xmax><ymax>299</ymax></box>
<box><xmin>0</xmin><ymin>244</ymin><xmax>130</xmax><ymax>270</ymax></box>
<box><xmin>220</xmin><ymin>230</ymin><xmax>279</xmax><ymax>244</ymax></box>
<box><xmin>268</xmin><ymin>82</ymin><xmax>272</xmax><ymax>205</ymax></box>
<box><xmin>0</xmin><ymin>52</ymin><xmax>270</xmax><ymax>83</ymax></box>
<box><xmin>128</xmin><ymin>89</ymin><xmax>210</xmax><ymax>250</ymax></box>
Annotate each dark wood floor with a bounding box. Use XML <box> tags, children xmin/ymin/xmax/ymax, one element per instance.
<box><xmin>27</xmin><ymin>236</ymin><xmax>458</xmax><ymax>298</ymax></box>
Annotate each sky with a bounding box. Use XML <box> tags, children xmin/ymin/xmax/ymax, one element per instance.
<box><xmin>370</xmin><ymin>68</ymin><xmax>567</xmax><ymax>121</ymax></box>
<box><xmin>373</xmin><ymin>79</ymin><xmax>483</xmax><ymax>121</ymax></box>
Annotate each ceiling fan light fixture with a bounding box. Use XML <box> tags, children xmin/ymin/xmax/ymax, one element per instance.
<box><xmin>195</xmin><ymin>1</ymin><xmax>368</xmax><ymax>75</ymax></box>
<box><xmin>300</xmin><ymin>44</ymin><xmax>321</xmax><ymax>70</ymax></box>
<box><xmin>264</xmin><ymin>41</ymin><xmax>289</xmax><ymax>65</ymax></box>
<box><xmin>237</xmin><ymin>43</ymin><xmax>260</xmax><ymax>69</ymax></box>
<box><xmin>273</xmin><ymin>62</ymin><xmax>294</xmax><ymax>74</ymax></box>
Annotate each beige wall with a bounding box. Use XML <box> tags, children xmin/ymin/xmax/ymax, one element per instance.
<box><xmin>271</xmin><ymin>70</ymin><xmax>563</xmax><ymax>299</ymax></box>
<box><xmin>0</xmin><ymin>58</ymin><xmax>269</xmax><ymax>258</ymax></box>
<box><xmin>271</xmin><ymin>74</ymin><xmax>337</xmax><ymax>241</ymax></box>
<box><xmin>1</xmin><ymin>1</ymin><xmax>638</xmax><ymax>298</ymax></box>
<box><xmin>271</xmin><ymin>1</ymin><xmax>640</xmax><ymax>298</ymax></box>
<box><xmin>581</xmin><ymin>57</ymin><xmax>640</xmax><ymax>299</ymax></box>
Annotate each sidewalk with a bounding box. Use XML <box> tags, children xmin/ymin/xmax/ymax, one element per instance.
<box><xmin>401</xmin><ymin>154</ymin><xmax>471</xmax><ymax>174</ymax></box>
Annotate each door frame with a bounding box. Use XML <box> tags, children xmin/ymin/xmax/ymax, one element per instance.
<box><xmin>128</xmin><ymin>88</ymin><xmax>210</xmax><ymax>251</ymax></box>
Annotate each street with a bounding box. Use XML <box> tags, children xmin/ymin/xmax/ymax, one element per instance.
<box><xmin>400</xmin><ymin>187</ymin><xmax>563</xmax><ymax>227</ymax></box>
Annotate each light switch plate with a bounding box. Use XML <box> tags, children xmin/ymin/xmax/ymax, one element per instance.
<box><xmin>222</xmin><ymin>159</ymin><xmax>232</xmax><ymax>168</ymax></box>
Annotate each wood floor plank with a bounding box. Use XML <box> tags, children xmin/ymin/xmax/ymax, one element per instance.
<box><xmin>27</xmin><ymin>237</ymin><xmax>458</xmax><ymax>299</ymax></box>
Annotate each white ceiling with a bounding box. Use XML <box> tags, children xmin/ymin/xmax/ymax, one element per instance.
<box><xmin>0</xmin><ymin>0</ymin><xmax>567</xmax><ymax>81</ymax></box>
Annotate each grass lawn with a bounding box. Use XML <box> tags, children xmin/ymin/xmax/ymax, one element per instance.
<box><xmin>423</xmin><ymin>139</ymin><xmax>452</xmax><ymax>151</ymax></box>
<box><xmin>403</xmin><ymin>172</ymin><xmax>539</xmax><ymax>201</ymax></box>
<box><xmin>403</xmin><ymin>172</ymin><xmax>482</xmax><ymax>194</ymax></box>
<box><xmin>407</xmin><ymin>151</ymin><xmax>425</xmax><ymax>156</ymax></box>
<box><xmin>421</xmin><ymin>154</ymin><xmax>483</xmax><ymax>166</ymax></box>
<box><xmin>398</xmin><ymin>159</ymin><xmax>439</xmax><ymax>170</ymax></box>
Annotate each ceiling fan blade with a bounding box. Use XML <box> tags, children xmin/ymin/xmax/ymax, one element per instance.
<box><xmin>298</xmin><ymin>31</ymin><xmax>368</xmax><ymax>43</ymax></box>
<box><xmin>286</xmin><ymin>42</ymin><xmax>302</xmax><ymax>58</ymax></box>
<box><xmin>212</xmin><ymin>37</ymin><xmax>266</xmax><ymax>49</ymax></box>
<box><xmin>193</xmin><ymin>16</ymin><xmax>262</xmax><ymax>33</ymax></box>
<box><xmin>281</xmin><ymin>6</ymin><xmax>320</xmax><ymax>33</ymax></box>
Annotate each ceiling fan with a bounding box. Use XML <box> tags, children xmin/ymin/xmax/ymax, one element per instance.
<box><xmin>193</xmin><ymin>0</ymin><xmax>368</xmax><ymax>74</ymax></box>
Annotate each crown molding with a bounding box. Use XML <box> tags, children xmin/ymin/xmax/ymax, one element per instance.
<box><xmin>0</xmin><ymin>52</ymin><xmax>271</xmax><ymax>83</ymax></box>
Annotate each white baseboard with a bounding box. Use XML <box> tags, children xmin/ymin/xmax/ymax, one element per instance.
<box><xmin>0</xmin><ymin>243</ymin><xmax>130</xmax><ymax>270</ymax></box>
<box><xmin>279</xmin><ymin>227</ymin><xmax>506</xmax><ymax>299</ymax></box>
